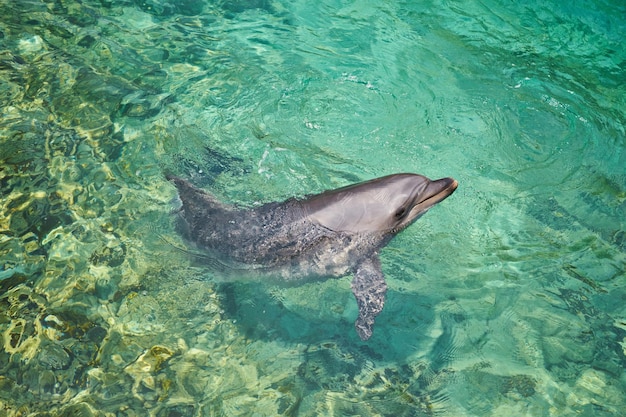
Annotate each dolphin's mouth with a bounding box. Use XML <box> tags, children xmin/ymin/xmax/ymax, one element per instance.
<box><xmin>413</xmin><ymin>177</ymin><xmax>458</xmax><ymax>214</ymax></box>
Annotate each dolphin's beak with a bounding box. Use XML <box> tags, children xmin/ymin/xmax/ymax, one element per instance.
<box><xmin>415</xmin><ymin>177</ymin><xmax>458</xmax><ymax>212</ymax></box>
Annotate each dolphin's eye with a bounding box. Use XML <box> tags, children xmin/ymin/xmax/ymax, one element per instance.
<box><xmin>395</xmin><ymin>207</ymin><xmax>407</xmax><ymax>219</ymax></box>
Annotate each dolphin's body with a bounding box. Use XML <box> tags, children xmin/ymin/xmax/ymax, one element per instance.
<box><xmin>168</xmin><ymin>173</ymin><xmax>457</xmax><ymax>340</ymax></box>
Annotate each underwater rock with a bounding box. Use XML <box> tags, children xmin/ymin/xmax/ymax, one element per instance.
<box><xmin>156</xmin><ymin>404</ymin><xmax>195</xmax><ymax>417</ymax></box>
<box><xmin>501</xmin><ymin>374</ymin><xmax>537</xmax><ymax>398</ymax></box>
<box><xmin>58</xmin><ymin>402</ymin><xmax>99</xmax><ymax>417</ymax></box>
<box><xmin>89</xmin><ymin>238</ymin><xmax>126</xmax><ymax>267</ymax></box>
<box><xmin>86</xmin><ymin>325</ymin><xmax>108</xmax><ymax>344</ymax></box>
<box><xmin>39</xmin><ymin>341</ymin><xmax>72</xmax><ymax>370</ymax></box>
<box><xmin>38</xmin><ymin>369</ymin><xmax>56</xmax><ymax>395</ymax></box>
<box><xmin>124</xmin><ymin>345</ymin><xmax>175</xmax><ymax>402</ymax></box>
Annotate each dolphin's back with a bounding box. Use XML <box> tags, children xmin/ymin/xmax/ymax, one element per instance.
<box><xmin>169</xmin><ymin>176</ymin><xmax>374</xmax><ymax>279</ymax></box>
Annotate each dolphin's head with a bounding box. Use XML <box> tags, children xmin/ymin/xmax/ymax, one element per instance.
<box><xmin>303</xmin><ymin>173</ymin><xmax>458</xmax><ymax>234</ymax></box>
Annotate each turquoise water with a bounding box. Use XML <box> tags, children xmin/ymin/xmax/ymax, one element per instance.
<box><xmin>1</xmin><ymin>0</ymin><xmax>625</xmax><ymax>415</ymax></box>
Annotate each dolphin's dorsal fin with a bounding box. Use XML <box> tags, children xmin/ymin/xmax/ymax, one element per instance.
<box><xmin>351</xmin><ymin>255</ymin><xmax>387</xmax><ymax>340</ymax></box>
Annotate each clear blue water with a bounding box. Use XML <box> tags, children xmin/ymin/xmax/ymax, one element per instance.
<box><xmin>1</xmin><ymin>0</ymin><xmax>625</xmax><ymax>415</ymax></box>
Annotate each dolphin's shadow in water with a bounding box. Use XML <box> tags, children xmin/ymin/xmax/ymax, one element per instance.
<box><xmin>215</xmin><ymin>279</ymin><xmax>443</xmax><ymax>361</ymax></box>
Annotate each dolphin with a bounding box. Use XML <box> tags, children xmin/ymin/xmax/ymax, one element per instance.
<box><xmin>167</xmin><ymin>173</ymin><xmax>457</xmax><ymax>340</ymax></box>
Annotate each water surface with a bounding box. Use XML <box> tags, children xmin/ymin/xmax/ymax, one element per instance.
<box><xmin>1</xmin><ymin>0</ymin><xmax>625</xmax><ymax>415</ymax></box>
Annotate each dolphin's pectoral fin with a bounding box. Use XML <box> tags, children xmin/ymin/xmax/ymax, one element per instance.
<box><xmin>351</xmin><ymin>255</ymin><xmax>387</xmax><ymax>341</ymax></box>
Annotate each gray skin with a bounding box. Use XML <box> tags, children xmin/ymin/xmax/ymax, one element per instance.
<box><xmin>168</xmin><ymin>173</ymin><xmax>458</xmax><ymax>340</ymax></box>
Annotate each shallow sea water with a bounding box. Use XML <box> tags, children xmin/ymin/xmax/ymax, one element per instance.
<box><xmin>1</xmin><ymin>0</ymin><xmax>625</xmax><ymax>415</ymax></box>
